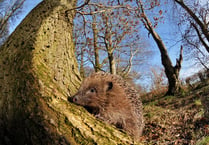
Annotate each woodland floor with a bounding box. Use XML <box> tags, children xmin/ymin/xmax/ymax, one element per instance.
<box><xmin>141</xmin><ymin>80</ymin><xmax>209</xmax><ymax>145</ymax></box>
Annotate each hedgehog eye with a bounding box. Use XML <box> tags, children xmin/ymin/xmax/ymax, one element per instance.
<box><xmin>86</xmin><ymin>88</ymin><xmax>96</xmax><ymax>94</ymax></box>
<box><xmin>90</xmin><ymin>88</ymin><xmax>95</xmax><ymax>93</ymax></box>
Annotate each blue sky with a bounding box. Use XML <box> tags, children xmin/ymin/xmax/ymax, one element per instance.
<box><xmin>9</xmin><ymin>0</ymin><xmax>42</xmax><ymax>32</ymax></box>
<box><xmin>7</xmin><ymin>0</ymin><xmax>207</xmax><ymax>87</ymax></box>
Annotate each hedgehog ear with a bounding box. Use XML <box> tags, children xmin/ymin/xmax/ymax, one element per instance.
<box><xmin>105</xmin><ymin>81</ymin><xmax>113</xmax><ymax>91</ymax></box>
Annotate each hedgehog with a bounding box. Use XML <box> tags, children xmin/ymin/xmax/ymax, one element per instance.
<box><xmin>68</xmin><ymin>71</ymin><xmax>144</xmax><ymax>140</ymax></box>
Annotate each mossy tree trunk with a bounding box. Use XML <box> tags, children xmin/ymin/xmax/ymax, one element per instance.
<box><xmin>0</xmin><ymin>0</ymin><xmax>135</xmax><ymax>144</ymax></box>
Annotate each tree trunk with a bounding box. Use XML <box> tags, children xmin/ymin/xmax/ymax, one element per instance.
<box><xmin>80</xmin><ymin>46</ymin><xmax>85</xmax><ymax>78</ymax></box>
<box><xmin>139</xmin><ymin>2</ymin><xmax>183</xmax><ymax>95</ymax></box>
<box><xmin>108</xmin><ymin>51</ymin><xmax>117</xmax><ymax>75</ymax></box>
<box><xmin>165</xmin><ymin>46</ymin><xmax>183</xmax><ymax>95</ymax></box>
<box><xmin>103</xmin><ymin>15</ymin><xmax>116</xmax><ymax>75</ymax></box>
<box><xmin>92</xmin><ymin>14</ymin><xmax>100</xmax><ymax>72</ymax></box>
<box><xmin>0</xmin><ymin>0</ymin><xmax>135</xmax><ymax>144</ymax></box>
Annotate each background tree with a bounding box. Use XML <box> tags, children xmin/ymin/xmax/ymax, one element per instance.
<box><xmin>174</xmin><ymin>0</ymin><xmax>209</xmax><ymax>70</ymax></box>
<box><xmin>175</xmin><ymin>0</ymin><xmax>209</xmax><ymax>52</ymax></box>
<box><xmin>134</xmin><ymin>0</ymin><xmax>183</xmax><ymax>95</ymax></box>
<box><xmin>0</xmin><ymin>0</ymin><xmax>134</xmax><ymax>144</ymax></box>
<box><xmin>150</xmin><ymin>67</ymin><xmax>167</xmax><ymax>91</ymax></box>
<box><xmin>92</xmin><ymin>9</ymin><xmax>101</xmax><ymax>72</ymax></box>
<box><xmin>0</xmin><ymin>0</ymin><xmax>25</xmax><ymax>45</ymax></box>
<box><xmin>74</xmin><ymin>0</ymin><xmax>148</xmax><ymax>77</ymax></box>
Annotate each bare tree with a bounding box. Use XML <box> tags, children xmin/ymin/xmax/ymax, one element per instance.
<box><xmin>74</xmin><ymin>0</ymin><xmax>146</xmax><ymax>76</ymax></box>
<box><xmin>173</xmin><ymin>0</ymin><xmax>209</xmax><ymax>69</ymax></box>
<box><xmin>174</xmin><ymin>0</ymin><xmax>209</xmax><ymax>52</ymax></box>
<box><xmin>0</xmin><ymin>0</ymin><xmax>25</xmax><ymax>45</ymax></box>
<box><xmin>92</xmin><ymin>11</ymin><xmax>101</xmax><ymax>72</ymax></box>
<box><xmin>135</xmin><ymin>0</ymin><xmax>183</xmax><ymax>95</ymax></box>
<box><xmin>150</xmin><ymin>67</ymin><xmax>167</xmax><ymax>91</ymax></box>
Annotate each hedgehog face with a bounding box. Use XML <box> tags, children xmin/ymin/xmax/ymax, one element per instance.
<box><xmin>72</xmin><ymin>87</ymin><xmax>98</xmax><ymax>106</ymax></box>
<box><xmin>68</xmin><ymin>78</ymin><xmax>113</xmax><ymax>114</ymax></box>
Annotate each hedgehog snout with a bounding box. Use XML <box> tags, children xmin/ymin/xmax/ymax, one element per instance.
<box><xmin>72</xmin><ymin>97</ymin><xmax>77</xmax><ymax>102</ymax></box>
<box><xmin>68</xmin><ymin>95</ymin><xmax>78</xmax><ymax>103</ymax></box>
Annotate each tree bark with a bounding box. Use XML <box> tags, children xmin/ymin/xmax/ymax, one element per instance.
<box><xmin>92</xmin><ymin>14</ymin><xmax>100</xmax><ymax>72</ymax></box>
<box><xmin>0</xmin><ymin>0</ymin><xmax>135</xmax><ymax>144</ymax></box>
<box><xmin>104</xmin><ymin>15</ymin><xmax>117</xmax><ymax>75</ymax></box>
<box><xmin>80</xmin><ymin>46</ymin><xmax>85</xmax><ymax>78</ymax></box>
<box><xmin>138</xmin><ymin>1</ymin><xmax>183</xmax><ymax>95</ymax></box>
<box><xmin>108</xmin><ymin>51</ymin><xmax>117</xmax><ymax>75</ymax></box>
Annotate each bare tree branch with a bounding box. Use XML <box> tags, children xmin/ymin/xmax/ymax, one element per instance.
<box><xmin>122</xmin><ymin>48</ymin><xmax>138</xmax><ymax>77</ymax></box>
<box><xmin>0</xmin><ymin>0</ymin><xmax>25</xmax><ymax>39</ymax></box>
<box><xmin>66</xmin><ymin>0</ymin><xmax>90</xmax><ymax>11</ymax></box>
<box><xmin>191</xmin><ymin>22</ymin><xmax>209</xmax><ymax>52</ymax></box>
<box><xmin>175</xmin><ymin>0</ymin><xmax>209</xmax><ymax>43</ymax></box>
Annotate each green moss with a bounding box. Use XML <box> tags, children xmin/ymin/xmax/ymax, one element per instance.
<box><xmin>36</xmin><ymin>63</ymin><xmax>53</xmax><ymax>87</ymax></box>
<box><xmin>71</xmin><ymin>127</ymin><xmax>96</xmax><ymax>145</ymax></box>
<box><xmin>147</xmin><ymin>101</ymin><xmax>158</xmax><ymax>106</ymax></box>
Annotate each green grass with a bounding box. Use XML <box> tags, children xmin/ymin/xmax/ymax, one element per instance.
<box><xmin>197</xmin><ymin>136</ymin><xmax>209</xmax><ymax>145</ymax></box>
<box><xmin>195</xmin><ymin>99</ymin><xmax>202</xmax><ymax>106</ymax></box>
